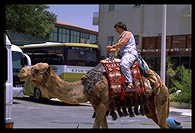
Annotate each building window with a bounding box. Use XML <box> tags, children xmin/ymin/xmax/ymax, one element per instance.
<box><xmin>80</xmin><ymin>32</ymin><xmax>90</xmax><ymax>43</ymax></box>
<box><xmin>108</xmin><ymin>4</ymin><xmax>114</xmax><ymax>11</ymax></box>
<box><xmin>58</xmin><ymin>28</ymin><xmax>70</xmax><ymax>43</ymax></box>
<box><xmin>49</xmin><ymin>27</ymin><xmax>58</xmax><ymax>42</ymax></box>
<box><xmin>90</xmin><ymin>34</ymin><xmax>97</xmax><ymax>44</ymax></box>
<box><xmin>70</xmin><ymin>30</ymin><xmax>80</xmax><ymax>43</ymax></box>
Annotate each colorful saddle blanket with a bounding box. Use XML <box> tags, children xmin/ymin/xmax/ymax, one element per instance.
<box><xmin>100</xmin><ymin>58</ymin><xmax>147</xmax><ymax>99</ymax></box>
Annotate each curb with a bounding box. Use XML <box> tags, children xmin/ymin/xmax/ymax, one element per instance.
<box><xmin>170</xmin><ymin>107</ymin><xmax>191</xmax><ymax>116</ymax></box>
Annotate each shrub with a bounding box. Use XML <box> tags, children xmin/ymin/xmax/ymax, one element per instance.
<box><xmin>167</xmin><ymin>62</ymin><xmax>191</xmax><ymax>104</ymax></box>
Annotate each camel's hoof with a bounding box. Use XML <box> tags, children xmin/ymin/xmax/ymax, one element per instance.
<box><xmin>166</xmin><ymin>117</ymin><xmax>182</xmax><ymax>129</ymax></box>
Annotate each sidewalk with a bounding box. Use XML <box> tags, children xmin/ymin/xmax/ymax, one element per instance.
<box><xmin>170</xmin><ymin>107</ymin><xmax>192</xmax><ymax>116</ymax></box>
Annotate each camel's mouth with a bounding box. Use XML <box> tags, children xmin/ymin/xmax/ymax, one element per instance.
<box><xmin>31</xmin><ymin>79</ymin><xmax>40</xmax><ymax>83</ymax></box>
<box><xmin>18</xmin><ymin>75</ymin><xmax>29</xmax><ymax>81</ymax></box>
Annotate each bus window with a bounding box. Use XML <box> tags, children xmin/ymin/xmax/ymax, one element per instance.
<box><xmin>67</xmin><ymin>46</ymin><xmax>98</xmax><ymax>66</ymax></box>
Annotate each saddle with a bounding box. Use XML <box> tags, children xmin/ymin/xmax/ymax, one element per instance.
<box><xmin>82</xmin><ymin>57</ymin><xmax>154</xmax><ymax>106</ymax></box>
<box><xmin>82</xmin><ymin>57</ymin><xmax>162</xmax><ymax>119</ymax></box>
<box><xmin>100</xmin><ymin>58</ymin><xmax>149</xmax><ymax>101</ymax></box>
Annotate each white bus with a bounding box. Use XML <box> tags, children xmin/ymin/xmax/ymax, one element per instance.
<box><xmin>20</xmin><ymin>42</ymin><xmax>100</xmax><ymax>101</ymax></box>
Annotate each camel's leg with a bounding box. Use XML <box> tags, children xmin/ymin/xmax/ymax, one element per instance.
<box><xmin>145</xmin><ymin>100</ymin><xmax>159</xmax><ymax>126</ymax></box>
<box><xmin>146</xmin><ymin>87</ymin><xmax>170</xmax><ymax>128</ymax></box>
<box><xmin>154</xmin><ymin>87</ymin><xmax>170</xmax><ymax>128</ymax></box>
<box><xmin>101</xmin><ymin>115</ymin><xmax>108</xmax><ymax>128</ymax></box>
<box><xmin>155</xmin><ymin>103</ymin><xmax>169</xmax><ymax>128</ymax></box>
<box><xmin>93</xmin><ymin>103</ymin><xmax>108</xmax><ymax>128</ymax></box>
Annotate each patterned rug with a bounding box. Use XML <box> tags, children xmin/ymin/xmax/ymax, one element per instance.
<box><xmin>100</xmin><ymin>58</ymin><xmax>125</xmax><ymax>99</ymax></box>
<box><xmin>100</xmin><ymin>58</ymin><xmax>147</xmax><ymax>101</ymax></box>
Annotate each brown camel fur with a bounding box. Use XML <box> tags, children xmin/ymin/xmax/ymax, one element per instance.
<box><xmin>18</xmin><ymin>62</ymin><xmax>170</xmax><ymax>128</ymax></box>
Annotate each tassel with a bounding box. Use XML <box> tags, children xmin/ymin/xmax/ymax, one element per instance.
<box><xmin>120</xmin><ymin>88</ymin><xmax>125</xmax><ymax>101</ymax></box>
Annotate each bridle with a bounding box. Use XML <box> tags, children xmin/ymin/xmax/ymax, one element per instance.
<box><xmin>31</xmin><ymin>66</ymin><xmax>50</xmax><ymax>86</ymax></box>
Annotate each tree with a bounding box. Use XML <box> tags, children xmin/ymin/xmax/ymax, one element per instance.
<box><xmin>6</xmin><ymin>4</ymin><xmax>57</xmax><ymax>39</ymax></box>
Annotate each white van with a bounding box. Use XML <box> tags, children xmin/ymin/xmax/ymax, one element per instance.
<box><xmin>5</xmin><ymin>34</ymin><xmax>14</xmax><ymax>128</ymax></box>
<box><xmin>5</xmin><ymin>35</ymin><xmax>31</xmax><ymax>128</ymax></box>
<box><xmin>11</xmin><ymin>45</ymin><xmax>31</xmax><ymax>98</ymax></box>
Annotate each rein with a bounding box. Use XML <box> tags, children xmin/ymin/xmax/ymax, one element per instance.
<box><xmin>31</xmin><ymin>67</ymin><xmax>50</xmax><ymax>86</ymax></box>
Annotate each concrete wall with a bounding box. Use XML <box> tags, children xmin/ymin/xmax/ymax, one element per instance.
<box><xmin>98</xmin><ymin>4</ymin><xmax>191</xmax><ymax>57</ymax></box>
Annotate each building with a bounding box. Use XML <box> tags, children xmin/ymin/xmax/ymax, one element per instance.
<box><xmin>49</xmin><ymin>20</ymin><xmax>98</xmax><ymax>44</ymax></box>
<box><xmin>7</xmin><ymin>20</ymin><xmax>98</xmax><ymax>46</ymax></box>
<box><xmin>93</xmin><ymin>4</ymin><xmax>191</xmax><ymax>73</ymax></box>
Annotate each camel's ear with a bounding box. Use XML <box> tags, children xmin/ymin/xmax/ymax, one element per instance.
<box><xmin>47</xmin><ymin>65</ymin><xmax>52</xmax><ymax>72</ymax></box>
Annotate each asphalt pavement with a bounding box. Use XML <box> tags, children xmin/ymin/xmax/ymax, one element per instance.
<box><xmin>79</xmin><ymin>101</ymin><xmax>192</xmax><ymax>116</ymax></box>
<box><xmin>10</xmin><ymin>98</ymin><xmax>192</xmax><ymax>129</ymax></box>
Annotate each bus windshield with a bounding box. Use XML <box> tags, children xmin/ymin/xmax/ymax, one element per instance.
<box><xmin>11</xmin><ymin>45</ymin><xmax>31</xmax><ymax>98</ymax></box>
<box><xmin>12</xmin><ymin>51</ymin><xmax>24</xmax><ymax>76</ymax></box>
<box><xmin>67</xmin><ymin>46</ymin><xmax>98</xmax><ymax>66</ymax></box>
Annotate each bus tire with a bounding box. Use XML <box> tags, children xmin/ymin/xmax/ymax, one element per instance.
<box><xmin>34</xmin><ymin>88</ymin><xmax>42</xmax><ymax>101</ymax></box>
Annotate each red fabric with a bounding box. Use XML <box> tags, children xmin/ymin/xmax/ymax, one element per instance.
<box><xmin>101</xmin><ymin>60</ymin><xmax>125</xmax><ymax>99</ymax></box>
<box><xmin>131</xmin><ymin>61</ymin><xmax>146</xmax><ymax>94</ymax></box>
<box><xmin>100</xmin><ymin>59</ymin><xmax>147</xmax><ymax>100</ymax></box>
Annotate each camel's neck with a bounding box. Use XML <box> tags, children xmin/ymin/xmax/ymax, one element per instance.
<box><xmin>43</xmin><ymin>71</ymin><xmax>89</xmax><ymax>104</ymax></box>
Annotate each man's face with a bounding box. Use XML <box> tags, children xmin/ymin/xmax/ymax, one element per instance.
<box><xmin>115</xmin><ymin>26</ymin><xmax>123</xmax><ymax>34</ymax></box>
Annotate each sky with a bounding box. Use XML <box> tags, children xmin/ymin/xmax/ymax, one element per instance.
<box><xmin>47</xmin><ymin>4</ymin><xmax>99</xmax><ymax>32</ymax></box>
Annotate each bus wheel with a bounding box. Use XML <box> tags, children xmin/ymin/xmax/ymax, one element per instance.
<box><xmin>34</xmin><ymin>88</ymin><xmax>42</xmax><ymax>101</ymax></box>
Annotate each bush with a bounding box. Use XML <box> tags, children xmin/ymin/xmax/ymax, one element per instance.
<box><xmin>167</xmin><ymin>63</ymin><xmax>191</xmax><ymax>104</ymax></box>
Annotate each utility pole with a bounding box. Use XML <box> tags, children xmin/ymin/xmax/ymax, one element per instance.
<box><xmin>160</xmin><ymin>5</ymin><xmax>167</xmax><ymax>83</ymax></box>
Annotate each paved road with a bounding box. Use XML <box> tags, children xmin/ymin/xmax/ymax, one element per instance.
<box><xmin>11</xmin><ymin>97</ymin><xmax>191</xmax><ymax>129</ymax></box>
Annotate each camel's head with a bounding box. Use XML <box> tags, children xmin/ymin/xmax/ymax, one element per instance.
<box><xmin>30</xmin><ymin>62</ymin><xmax>51</xmax><ymax>84</ymax></box>
<box><xmin>18</xmin><ymin>66</ymin><xmax>32</xmax><ymax>81</ymax></box>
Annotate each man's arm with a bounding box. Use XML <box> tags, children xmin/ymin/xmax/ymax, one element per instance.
<box><xmin>112</xmin><ymin>31</ymin><xmax>131</xmax><ymax>49</ymax></box>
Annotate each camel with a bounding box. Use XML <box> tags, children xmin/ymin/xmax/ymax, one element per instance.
<box><xmin>18</xmin><ymin>60</ymin><xmax>170</xmax><ymax>128</ymax></box>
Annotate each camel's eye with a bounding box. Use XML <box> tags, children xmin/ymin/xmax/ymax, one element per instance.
<box><xmin>34</xmin><ymin>69</ymin><xmax>39</xmax><ymax>74</ymax></box>
<box><xmin>21</xmin><ymin>69</ymin><xmax>25</xmax><ymax>73</ymax></box>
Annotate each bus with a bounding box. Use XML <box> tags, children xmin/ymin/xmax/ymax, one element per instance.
<box><xmin>20</xmin><ymin>42</ymin><xmax>100</xmax><ymax>100</ymax></box>
<box><xmin>11</xmin><ymin>45</ymin><xmax>31</xmax><ymax>98</ymax></box>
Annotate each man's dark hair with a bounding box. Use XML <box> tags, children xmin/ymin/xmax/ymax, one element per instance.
<box><xmin>114</xmin><ymin>21</ymin><xmax>127</xmax><ymax>31</ymax></box>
